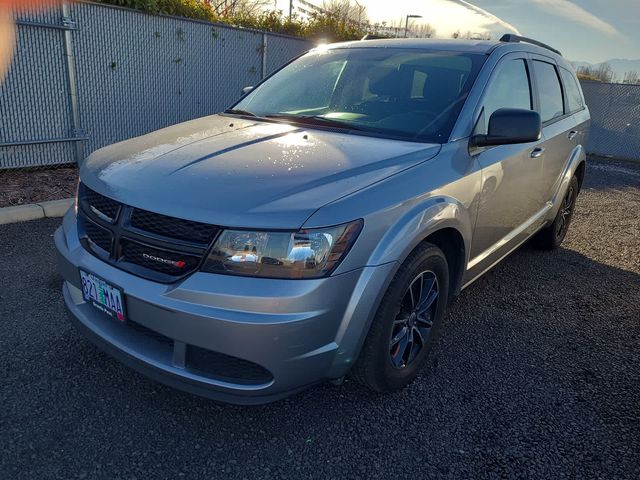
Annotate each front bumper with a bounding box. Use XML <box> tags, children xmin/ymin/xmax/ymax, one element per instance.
<box><xmin>55</xmin><ymin>209</ymin><xmax>395</xmax><ymax>404</ymax></box>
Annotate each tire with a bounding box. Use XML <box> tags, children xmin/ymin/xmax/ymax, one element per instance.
<box><xmin>534</xmin><ymin>175</ymin><xmax>579</xmax><ymax>250</ymax></box>
<box><xmin>350</xmin><ymin>242</ymin><xmax>449</xmax><ymax>392</ymax></box>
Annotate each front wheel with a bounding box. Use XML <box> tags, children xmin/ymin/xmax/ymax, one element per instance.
<box><xmin>534</xmin><ymin>175</ymin><xmax>579</xmax><ymax>250</ymax></box>
<box><xmin>350</xmin><ymin>242</ymin><xmax>449</xmax><ymax>392</ymax></box>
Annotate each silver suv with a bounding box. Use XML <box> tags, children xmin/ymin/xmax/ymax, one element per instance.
<box><xmin>55</xmin><ymin>35</ymin><xmax>590</xmax><ymax>404</ymax></box>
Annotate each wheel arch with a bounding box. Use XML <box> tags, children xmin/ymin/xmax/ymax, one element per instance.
<box><xmin>326</xmin><ymin>197</ymin><xmax>472</xmax><ymax>379</ymax></box>
<box><xmin>574</xmin><ymin>159</ymin><xmax>586</xmax><ymax>191</ymax></box>
<box><xmin>421</xmin><ymin>227</ymin><xmax>466</xmax><ymax>300</ymax></box>
<box><xmin>367</xmin><ymin>196</ymin><xmax>472</xmax><ymax>300</ymax></box>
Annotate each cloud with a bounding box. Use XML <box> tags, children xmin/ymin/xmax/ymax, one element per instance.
<box><xmin>448</xmin><ymin>0</ymin><xmax>522</xmax><ymax>35</ymax></box>
<box><xmin>532</xmin><ymin>0</ymin><xmax>620</xmax><ymax>36</ymax></box>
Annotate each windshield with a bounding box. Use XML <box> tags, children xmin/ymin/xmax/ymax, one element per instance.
<box><xmin>231</xmin><ymin>47</ymin><xmax>485</xmax><ymax>143</ymax></box>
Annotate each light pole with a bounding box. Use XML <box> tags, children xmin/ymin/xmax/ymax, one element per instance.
<box><xmin>354</xmin><ymin>0</ymin><xmax>365</xmax><ymax>25</ymax></box>
<box><xmin>404</xmin><ymin>14</ymin><xmax>422</xmax><ymax>38</ymax></box>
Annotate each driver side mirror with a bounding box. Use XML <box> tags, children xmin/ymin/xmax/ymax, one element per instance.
<box><xmin>241</xmin><ymin>86</ymin><xmax>254</xmax><ymax>96</ymax></box>
<box><xmin>471</xmin><ymin>108</ymin><xmax>541</xmax><ymax>147</ymax></box>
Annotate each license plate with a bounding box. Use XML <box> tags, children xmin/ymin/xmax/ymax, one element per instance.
<box><xmin>80</xmin><ymin>270</ymin><xmax>126</xmax><ymax>322</ymax></box>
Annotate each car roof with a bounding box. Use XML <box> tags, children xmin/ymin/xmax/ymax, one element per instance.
<box><xmin>325</xmin><ymin>37</ymin><xmax>564</xmax><ymax>62</ymax></box>
<box><xmin>330</xmin><ymin>38</ymin><xmax>499</xmax><ymax>54</ymax></box>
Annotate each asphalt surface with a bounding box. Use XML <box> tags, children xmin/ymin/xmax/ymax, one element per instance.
<box><xmin>1</xmin><ymin>158</ymin><xmax>639</xmax><ymax>479</ymax></box>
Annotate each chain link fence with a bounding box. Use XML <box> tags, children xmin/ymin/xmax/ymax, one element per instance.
<box><xmin>0</xmin><ymin>1</ymin><xmax>311</xmax><ymax>172</ymax></box>
<box><xmin>0</xmin><ymin>3</ymin><xmax>638</xmax><ymax>206</ymax></box>
<box><xmin>580</xmin><ymin>80</ymin><xmax>640</xmax><ymax>161</ymax></box>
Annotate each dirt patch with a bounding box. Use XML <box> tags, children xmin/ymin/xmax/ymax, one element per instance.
<box><xmin>0</xmin><ymin>167</ymin><xmax>78</xmax><ymax>207</ymax></box>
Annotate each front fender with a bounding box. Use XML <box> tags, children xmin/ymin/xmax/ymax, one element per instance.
<box><xmin>323</xmin><ymin>196</ymin><xmax>473</xmax><ymax>378</ymax></box>
<box><xmin>367</xmin><ymin>195</ymin><xmax>472</xmax><ymax>269</ymax></box>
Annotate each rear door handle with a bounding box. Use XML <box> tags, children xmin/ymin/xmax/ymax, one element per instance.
<box><xmin>530</xmin><ymin>147</ymin><xmax>545</xmax><ymax>158</ymax></box>
<box><xmin>567</xmin><ymin>130</ymin><xmax>578</xmax><ymax>140</ymax></box>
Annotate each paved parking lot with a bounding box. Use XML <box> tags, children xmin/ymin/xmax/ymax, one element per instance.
<box><xmin>1</xmin><ymin>158</ymin><xmax>639</xmax><ymax>479</ymax></box>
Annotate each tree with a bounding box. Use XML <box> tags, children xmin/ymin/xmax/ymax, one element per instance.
<box><xmin>623</xmin><ymin>70</ymin><xmax>640</xmax><ymax>85</ymax></box>
<box><xmin>322</xmin><ymin>0</ymin><xmax>368</xmax><ymax>25</ymax></box>
<box><xmin>413</xmin><ymin>23</ymin><xmax>436</xmax><ymax>38</ymax></box>
<box><xmin>375</xmin><ymin>17</ymin><xmax>435</xmax><ymax>38</ymax></box>
<box><xmin>211</xmin><ymin>0</ymin><xmax>271</xmax><ymax>16</ymax></box>
<box><xmin>576</xmin><ymin>63</ymin><xmax>615</xmax><ymax>83</ymax></box>
<box><xmin>595</xmin><ymin>62</ymin><xmax>615</xmax><ymax>83</ymax></box>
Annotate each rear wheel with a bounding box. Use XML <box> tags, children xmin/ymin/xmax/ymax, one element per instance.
<box><xmin>534</xmin><ymin>175</ymin><xmax>579</xmax><ymax>250</ymax></box>
<box><xmin>350</xmin><ymin>242</ymin><xmax>449</xmax><ymax>392</ymax></box>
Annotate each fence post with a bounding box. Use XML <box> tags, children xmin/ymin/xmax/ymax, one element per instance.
<box><xmin>261</xmin><ymin>33</ymin><xmax>268</xmax><ymax>79</ymax></box>
<box><xmin>61</xmin><ymin>2</ymin><xmax>84</xmax><ymax>165</ymax></box>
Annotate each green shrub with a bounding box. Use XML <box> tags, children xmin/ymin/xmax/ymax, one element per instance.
<box><xmin>96</xmin><ymin>0</ymin><xmax>368</xmax><ymax>41</ymax></box>
<box><xmin>97</xmin><ymin>0</ymin><xmax>214</xmax><ymax>20</ymax></box>
<box><xmin>304</xmin><ymin>12</ymin><xmax>366</xmax><ymax>42</ymax></box>
<box><xmin>155</xmin><ymin>0</ymin><xmax>214</xmax><ymax>21</ymax></box>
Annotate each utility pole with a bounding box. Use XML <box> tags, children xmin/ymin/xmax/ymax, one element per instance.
<box><xmin>289</xmin><ymin>0</ymin><xmax>293</xmax><ymax>19</ymax></box>
<box><xmin>354</xmin><ymin>0</ymin><xmax>365</xmax><ymax>26</ymax></box>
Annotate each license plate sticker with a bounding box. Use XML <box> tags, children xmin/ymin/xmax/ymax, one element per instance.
<box><xmin>80</xmin><ymin>270</ymin><xmax>126</xmax><ymax>322</ymax></box>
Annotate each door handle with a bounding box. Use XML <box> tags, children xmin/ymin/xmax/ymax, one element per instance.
<box><xmin>567</xmin><ymin>130</ymin><xmax>578</xmax><ymax>140</ymax></box>
<box><xmin>530</xmin><ymin>147</ymin><xmax>545</xmax><ymax>158</ymax></box>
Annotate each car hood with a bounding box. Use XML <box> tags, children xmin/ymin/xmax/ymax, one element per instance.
<box><xmin>81</xmin><ymin>115</ymin><xmax>440</xmax><ymax>229</ymax></box>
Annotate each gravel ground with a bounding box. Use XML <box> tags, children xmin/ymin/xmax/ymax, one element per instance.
<box><xmin>1</xmin><ymin>158</ymin><xmax>639</xmax><ymax>479</ymax></box>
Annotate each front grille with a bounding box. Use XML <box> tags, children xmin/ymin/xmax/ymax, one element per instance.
<box><xmin>118</xmin><ymin>320</ymin><xmax>272</xmax><ymax>385</ymax></box>
<box><xmin>186</xmin><ymin>345</ymin><xmax>273</xmax><ymax>385</ymax></box>
<box><xmin>77</xmin><ymin>183</ymin><xmax>218</xmax><ymax>282</ymax></box>
<box><xmin>127</xmin><ymin>320</ymin><xmax>174</xmax><ymax>347</ymax></box>
<box><xmin>121</xmin><ymin>240</ymin><xmax>201</xmax><ymax>276</ymax></box>
<box><xmin>84</xmin><ymin>186</ymin><xmax>120</xmax><ymax>222</ymax></box>
<box><xmin>131</xmin><ymin>208</ymin><xmax>216</xmax><ymax>245</ymax></box>
<box><xmin>80</xmin><ymin>216</ymin><xmax>113</xmax><ymax>253</ymax></box>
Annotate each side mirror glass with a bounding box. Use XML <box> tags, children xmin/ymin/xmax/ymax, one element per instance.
<box><xmin>472</xmin><ymin>108</ymin><xmax>541</xmax><ymax>147</ymax></box>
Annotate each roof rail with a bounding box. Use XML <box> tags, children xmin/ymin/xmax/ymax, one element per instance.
<box><xmin>499</xmin><ymin>34</ymin><xmax>562</xmax><ymax>56</ymax></box>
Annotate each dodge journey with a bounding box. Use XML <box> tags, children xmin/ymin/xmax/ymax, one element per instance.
<box><xmin>55</xmin><ymin>35</ymin><xmax>590</xmax><ymax>404</ymax></box>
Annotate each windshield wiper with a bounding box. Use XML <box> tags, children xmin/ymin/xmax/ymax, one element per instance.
<box><xmin>264</xmin><ymin>114</ymin><xmax>364</xmax><ymax>131</ymax></box>
<box><xmin>224</xmin><ymin>108</ymin><xmax>257</xmax><ymax>117</ymax></box>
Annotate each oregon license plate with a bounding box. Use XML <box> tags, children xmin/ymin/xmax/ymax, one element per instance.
<box><xmin>80</xmin><ymin>270</ymin><xmax>126</xmax><ymax>322</ymax></box>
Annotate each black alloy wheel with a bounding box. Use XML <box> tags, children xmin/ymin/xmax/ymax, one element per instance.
<box><xmin>389</xmin><ymin>271</ymin><xmax>439</xmax><ymax>369</ymax></box>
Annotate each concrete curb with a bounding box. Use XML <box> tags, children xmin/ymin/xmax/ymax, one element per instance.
<box><xmin>0</xmin><ymin>198</ymin><xmax>74</xmax><ymax>225</ymax></box>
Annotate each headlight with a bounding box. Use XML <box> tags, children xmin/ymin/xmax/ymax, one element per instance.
<box><xmin>202</xmin><ymin>220</ymin><xmax>363</xmax><ymax>279</ymax></box>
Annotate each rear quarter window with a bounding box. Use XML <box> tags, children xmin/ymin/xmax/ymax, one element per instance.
<box><xmin>560</xmin><ymin>67</ymin><xmax>585</xmax><ymax>113</ymax></box>
<box><xmin>533</xmin><ymin>60</ymin><xmax>564</xmax><ymax>122</ymax></box>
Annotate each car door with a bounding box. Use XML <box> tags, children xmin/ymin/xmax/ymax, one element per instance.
<box><xmin>466</xmin><ymin>53</ymin><xmax>547</xmax><ymax>279</ymax></box>
<box><xmin>529</xmin><ymin>56</ymin><xmax>577</xmax><ymax>203</ymax></box>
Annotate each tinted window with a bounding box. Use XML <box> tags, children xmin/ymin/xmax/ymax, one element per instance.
<box><xmin>478</xmin><ymin>59</ymin><xmax>532</xmax><ymax>134</ymax></box>
<box><xmin>560</xmin><ymin>68</ymin><xmax>584</xmax><ymax>113</ymax></box>
<box><xmin>533</xmin><ymin>61</ymin><xmax>564</xmax><ymax>122</ymax></box>
<box><xmin>234</xmin><ymin>48</ymin><xmax>485</xmax><ymax>143</ymax></box>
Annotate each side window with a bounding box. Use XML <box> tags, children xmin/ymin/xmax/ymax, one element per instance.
<box><xmin>533</xmin><ymin>61</ymin><xmax>564</xmax><ymax>122</ymax></box>
<box><xmin>560</xmin><ymin>67</ymin><xmax>584</xmax><ymax>113</ymax></box>
<box><xmin>478</xmin><ymin>59</ymin><xmax>532</xmax><ymax>134</ymax></box>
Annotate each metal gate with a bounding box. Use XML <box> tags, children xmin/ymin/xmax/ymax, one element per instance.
<box><xmin>0</xmin><ymin>6</ymin><xmax>84</xmax><ymax>168</ymax></box>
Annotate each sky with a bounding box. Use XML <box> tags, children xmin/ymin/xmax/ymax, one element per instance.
<box><xmin>280</xmin><ymin>0</ymin><xmax>640</xmax><ymax>64</ymax></box>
